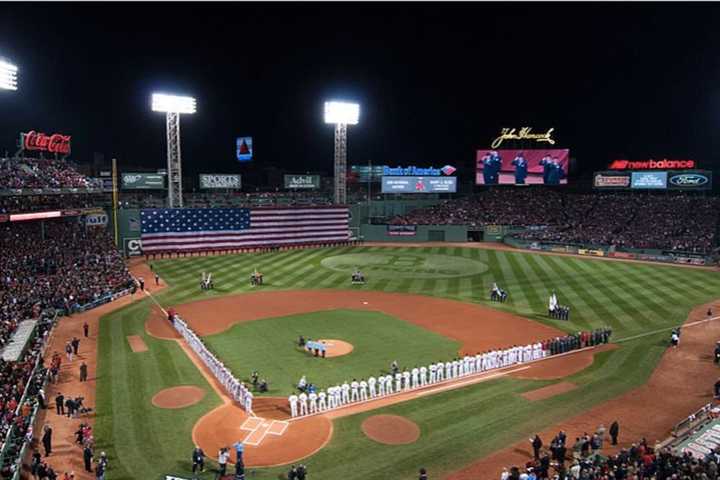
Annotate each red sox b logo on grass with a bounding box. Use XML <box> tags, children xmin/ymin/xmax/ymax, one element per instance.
<box><xmin>321</xmin><ymin>253</ymin><xmax>489</xmax><ymax>279</ymax></box>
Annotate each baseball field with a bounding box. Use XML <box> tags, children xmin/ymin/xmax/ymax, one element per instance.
<box><xmin>93</xmin><ymin>245</ymin><xmax>720</xmax><ymax>480</ymax></box>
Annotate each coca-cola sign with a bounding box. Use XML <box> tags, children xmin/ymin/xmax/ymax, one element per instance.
<box><xmin>20</xmin><ymin>131</ymin><xmax>72</xmax><ymax>155</ymax></box>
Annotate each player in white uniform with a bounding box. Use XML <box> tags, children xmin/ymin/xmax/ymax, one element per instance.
<box><xmin>334</xmin><ymin>385</ymin><xmax>342</xmax><ymax>407</ymax></box>
<box><xmin>436</xmin><ymin>361</ymin><xmax>445</xmax><ymax>382</ymax></box>
<box><xmin>327</xmin><ymin>387</ymin><xmax>336</xmax><ymax>409</ymax></box>
<box><xmin>395</xmin><ymin>372</ymin><xmax>402</xmax><ymax>392</ymax></box>
<box><xmin>359</xmin><ymin>379</ymin><xmax>368</xmax><ymax>401</ymax></box>
<box><xmin>244</xmin><ymin>391</ymin><xmax>253</xmax><ymax>413</ymax></box>
<box><xmin>368</xmin><ymin>376</ymin><xmax>377</xmax><ymax>398</ymax></box>
<box><xmin>298</xmin><ymin>392</ymin><xmax>308</xmax><ymax>416</ymax></box>
<box><xmin>289</xmin><ymin>394</ymin><xmax>299</xmax><ymax>417</ymax></box>
<box><xmin>377</xmin><ymin>375</ymin><xmax>386</xmax><ymax>396</ymax></box>
<box><xmin>445</xmin><ymin>361</ymin><xmax>452</xmax><ymax>379</ymax></box>
<box><xmin>420</xmin><ymin>365</ymin><xmax>428</xmax><ymax>386</ymax></box>
<box><xmin>350</xmin><ymin>379</ymin><xmax>360</xmax><ymax>402</ymax></box>
<box><xmin>318</xmin><ymin>391</ymin><xmax>327</xmax><ymax>412</ymax></box>
<box><xmin>385</xmin><ymin>374</ymin><xmax>394</xmax><ymax>394</ymax></box>
<box><xmin>411</xmin><ymin>367</ymin><xmax>420</xmax><ymax>388</ymax></box>
<box><xmin>429</xmin><ymin>363</ymin><xmax>437</xmax><ymax>383</ymax></box>
<box><xmin>341</xmin><ymin>382</ymin><xmax>351</xmax><ymax>405</ymax></box>
<box><xmin>308</xmin><ymin>391</ymin><xmax>318</xmax><ymax>414</ymax></box>
<box><xmin>402</xmin><ymin>370</ymin><xmax>411</xmax><ymax>391</ymax></box>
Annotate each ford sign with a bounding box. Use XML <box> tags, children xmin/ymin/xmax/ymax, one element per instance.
<box><xmin>669</xmin><ymin>173</ymin><xmax>708</xmax><ymax>187</ymax></box>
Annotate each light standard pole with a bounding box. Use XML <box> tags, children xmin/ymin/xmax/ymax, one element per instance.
<box><xmin>324</xmin><ymin>101</ymin><xmax>359</xmax><ymax>205</ymax></box>
<box><xmin>152</xmin><ymin>93</ymin><xmax>197</xmax><ymax>208</ymax></box>
<box><xmin>0</xmin><ymin>59</ymin><xmax>18</xmax><ymax>91</ymax></box>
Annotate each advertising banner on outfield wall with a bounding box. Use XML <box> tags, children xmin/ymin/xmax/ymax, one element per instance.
<box><xmin>387</xmin><ymin>225</ymin><xmax>417</xmax><ymax>236</ymax></box>
<box><xmin>631</xmin><ymin>171</ymin><xmax>667</xmax><ymax>189</ymax></box>
<box><xmin>593</xmin><ymin>171</ymin><xmax>631</xmax><ymax>189</ymax></box>
<box><xmin>667</xmin><ymin>170</ymin><xmax>712</xmax><ymax>190</ymax></box>
<box><xmin>382</xmin><ymin>176</ymin><xmax>457</xmax><ymax>193</ymax></box>
<box><xmin>121</xmin><ymin>173</ymin><xmax>166</xmax><ymax>190</ymax></box>
<box><xmin>284</xmin><ymin>175</ymin><xmax>321</xmax><ymax>189</ymax></box>
<box><xmin>199</xmin><ymin>174</ymin><xmax>242</xmax><ymax>189</ymax></box>
<box><xmin>85</xmin><ymin>213</ymin><xmax>109</xmax><ymax>227</ymax></box>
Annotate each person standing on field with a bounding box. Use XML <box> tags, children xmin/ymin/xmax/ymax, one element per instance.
<box><xmin>83</xmin><ymin>322</ymin><xmax>89</xmax><ymax>338</ymax></box>
<box><xmin>42</xmin><ymin>424</ymin><xmax>52</xmax><ymax>457</ymax></box>
<box><xmin>83</xmin><ymin>446</ymin><xmax>93</xmax><ymax>472</ymax></box>
<box><xmin>80</xmin><ymin>362</ymin><xmax>88</xmax><ymax>382</ymax></box>
<box><xmin>217</xmin><ymin>447</ymin><xmax>230</xmax><ymax>479</ymax></box>
<box><xmin>531</xmin><ymin>434</ymin><xmax>543</xmax><ymax>460</ymax></box>
<box><xmin>610</xmin><ymin>420</ymin><xmax>620</xmax><ymax>446</ymax></box>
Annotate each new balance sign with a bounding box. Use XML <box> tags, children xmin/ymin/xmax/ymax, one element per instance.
<box><xmin>609</xmin><ymin>159</ymin><xmax>696</xmax><ymax>170</ymax></box>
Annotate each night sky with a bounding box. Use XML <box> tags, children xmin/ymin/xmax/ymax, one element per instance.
<box><xmin>0</xmin><ymin>2</ymin><xmax>719</xmax><ymax>179</ymax></box>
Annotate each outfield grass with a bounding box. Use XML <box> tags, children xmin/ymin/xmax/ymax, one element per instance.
<box><xmin>94</xmin><ymin>246</ymin><xmax>720</xmax><ymax>480</ymax></box>
<box><xmin>202</xmin><ymin>310</ymin><xmax>460</xmax><ymax>396</ymax></box>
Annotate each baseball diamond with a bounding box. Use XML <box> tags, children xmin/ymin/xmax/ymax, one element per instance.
<box><xmin>84</xmin><ymin>245</ymin><xmax>720</xmax><ymax>480</ymax></box>
<box><xmin>6</xmin><ymin>7</ymin><xmax>720</xmax><ymax>480</ymax></box>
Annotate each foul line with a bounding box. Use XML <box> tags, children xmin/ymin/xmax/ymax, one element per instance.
<box><xmin>615</xmin><ymin>314</ymin><xmax>720</xmax><ymax>344</ymax></box>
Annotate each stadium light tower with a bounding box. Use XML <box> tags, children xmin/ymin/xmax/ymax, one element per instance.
<box><xmin>152</xmin><ymin>93</ymin><xmax>196</xmax><ymax>208</ymax></box>
<box><xmin>324</xmin><ymin>101</ymin><xmax>359</xmax><ymax>205</ymax></box>
<box><xmin>0</xmin><ymin>59</ymin><xmax>18</xmax><ymax>91</ymax></box>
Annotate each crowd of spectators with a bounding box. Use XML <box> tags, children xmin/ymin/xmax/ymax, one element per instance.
<box><xmin>505</xmin><ymin>434</ymin><xmax>720</xmax><ymax>480</ymax></box>
<box><xmin>389</xmin><ymin>189</ymin><xmax>565</xmax><ymax>227</ymax></box>
<box><xmin>0</xmin><ymin>216</ymin><xmax>132</xmax><ymax>478</ymax></box>
<box><xmin>0</xmin><ymin>311</ymin><xmax>55</xmax><ymax>479</ymax></box>
<box><xmin>389</xmin><ymin>190</ymin><xmax>720</xmax><ymax>253</ymax></box>
<box><xmin>0</xmin><ymin>218</ymin><xmax>134</xmax><ymax>330</ymax></box>
<box><xmin>0</xmin><ymin>158</ymin><xmax>99</xmax><ymax>191</ymax></box>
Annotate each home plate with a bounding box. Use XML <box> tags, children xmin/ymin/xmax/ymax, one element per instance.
<box><xmin>363</xmin><ymin>301</ymin><xmax>368</xmax><ymax>305</ymax></box>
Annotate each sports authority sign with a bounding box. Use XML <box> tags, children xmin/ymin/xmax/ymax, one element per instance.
<box><xmin>609</xmin><ymin>159</ymin><xmax>696</xmax><ymax>170</ymax></box>
<box><xmin>20</xmin><ymin>131</ymin><xmax>72</xmax><ymax>155</ymax></box>
<box><xmin>199</xmin><ymin>174</ymin><xmax>242</xmax><ymax>189</ymax></box>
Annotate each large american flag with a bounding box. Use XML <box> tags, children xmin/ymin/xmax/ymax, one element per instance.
<box><xmin>140</xmin><ymin>207</ymin><xmax>350</xmax><ymax>252</ymax></box>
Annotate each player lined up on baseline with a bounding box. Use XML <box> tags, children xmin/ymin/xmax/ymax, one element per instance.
<box><xmin>173</xmin><ymin>316</ymin><xmax>254</xmax><ymax>413</ymax></box>
<box><xmin>288</xmin><ymin>327</ymin><xmax>612</xmax><ymax>418</ymax></box>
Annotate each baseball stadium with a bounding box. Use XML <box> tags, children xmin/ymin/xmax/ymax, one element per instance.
<box><xmin>2</xmin><ymin>3</ymin><xmax>720</xmax><ymax>480</ymax></box>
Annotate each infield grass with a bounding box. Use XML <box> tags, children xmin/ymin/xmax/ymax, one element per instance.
<box><xmin>94</xmin><ymin>246</ymin><xmax>720</xmax><ymax>480</ymax></box>
<box><xmin>202</xmin><ymin>310</ymin><xmax>460</xmax><ymax>396</ymax></box>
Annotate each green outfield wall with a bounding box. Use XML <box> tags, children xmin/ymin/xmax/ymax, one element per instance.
<box><xmin>359</xmin><ymin>224</ymin><xmax>469</xmax><ymax>242</ymax></box>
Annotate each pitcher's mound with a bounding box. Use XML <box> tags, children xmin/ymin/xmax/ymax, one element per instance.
<box><xmin>317</xmin><ymin>339</ymin><xmax>354</xmax><ymax>357</ymax></box>
<box><xmin>152</xmin><ymin>386</ymin><xmax>206</xmax><ymax>409</ymax></box>
<box><xmin>361</xmin><ymin>415</ymin><xmax>420</xmax><ymax>445</ymax></box>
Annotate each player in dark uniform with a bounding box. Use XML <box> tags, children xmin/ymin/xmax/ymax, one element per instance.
<box><xmin>546</xmin><ymin>158</ymin><xmax>565</xmax><ymax>185</ymax></box>
<box><xmin>539</xmin><ymin>155</ymin><xmax>553</xmax><ymax>184</ymax></box>
<box><xmin>481</xmin><ymin>152</ymin><xmax>493</xmax><ymax>184</ymax></box>
<box><xmin>511</xmin><ymin>152</ymin><xmax>528</xmax><ymax>184</ymax></box>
